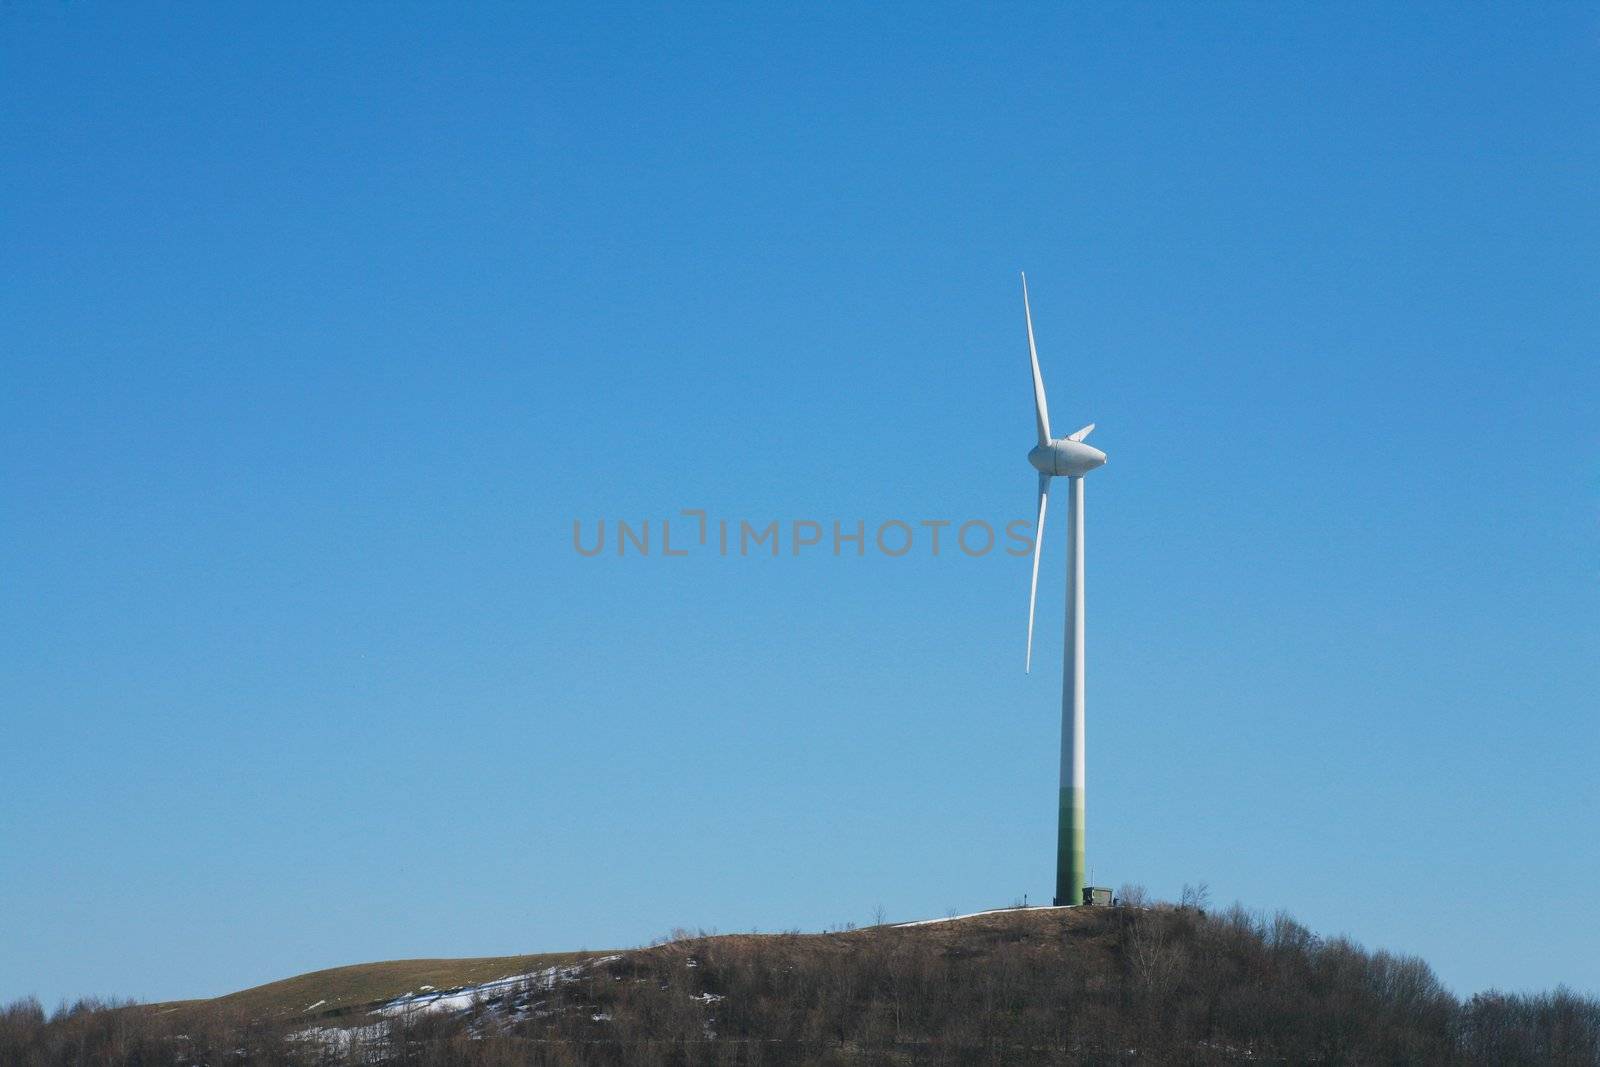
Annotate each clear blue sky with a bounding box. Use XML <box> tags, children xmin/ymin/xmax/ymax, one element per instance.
<box><xmin>3</xmin><ymin>3</ymin><xmax>1596</xmax><ymax>1007</ymax></box>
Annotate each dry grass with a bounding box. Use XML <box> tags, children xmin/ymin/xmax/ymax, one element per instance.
<box><xmin>148</xmin><ymin>951</ymin><xmax>609</xmax><ymax>1025</ymax></box>
<box><xmin>136</xmin><ymin>907</ymin><xmax>1086</xmax><ymax>1029</ymax></box>
<box><xmin>145</xmin><ymin>907</ymin><xmax>1094</xmax><ymax>1028</ymax></box>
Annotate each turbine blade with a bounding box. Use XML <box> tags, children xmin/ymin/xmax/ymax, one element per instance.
<box><xmin>1022</xmin><ymin>273</ymin><xmax>1051</xmax><ymax>446</ymax></box>
<box><xmin>1067</xmin><ymin>423</ymin><xmax>1095</xmax><ymax>442</ymax></box>
<box><xmin>1026</xmin><ymin>473</ymin><xmax>1051</xmax><ymax>673</ymax></box>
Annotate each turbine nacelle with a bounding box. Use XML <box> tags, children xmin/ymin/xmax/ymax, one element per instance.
<box><xmin>1028</xmin><ymin>437</ymin><xmax>1106</xmax><ymax>478</ymax></box>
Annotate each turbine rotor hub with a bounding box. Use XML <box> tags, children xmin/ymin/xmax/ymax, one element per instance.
<box><xmin>1028</xmin><ymin>439</ymin><xmax>1107</xmax><ymax>478</ymax></box>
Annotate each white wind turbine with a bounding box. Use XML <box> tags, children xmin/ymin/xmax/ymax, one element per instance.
<box><xmin>1020</xmin><ymin>272</ymin><xmax>1107</xmax><ymax>907</ymax></box>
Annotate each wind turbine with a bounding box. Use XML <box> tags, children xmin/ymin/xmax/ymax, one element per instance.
<box><xmin>1020</xmin><ymin>272</ymin><xmax>1107</xmax><ymax>907</ymax></box>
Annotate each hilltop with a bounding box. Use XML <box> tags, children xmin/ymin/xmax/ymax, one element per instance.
<box><xmin>4</xmin><ymin>902</ymin><xmax>1597</xmax><ymax>1064</ymax></box>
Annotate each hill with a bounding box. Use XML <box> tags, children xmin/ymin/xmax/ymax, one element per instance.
<box><xmin>4</xmin><ymin>902</ymin><xmax>1597</xmax><ymax>1064</ymax></box>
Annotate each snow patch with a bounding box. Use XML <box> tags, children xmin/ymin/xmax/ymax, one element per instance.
<box><xmin>893</xmin><ymin>904</ymin><xmax>1075</xmax><ymax>928</ymax></box>
<box><xmin>293</xmin><ymin>954</ymin><xmax>627</xmax><ymax>1052</ymax></box>
<box><xmin>376</xmin><ymin>955</ymin><xmax>624</xmax><ymax>1019</ymax></box>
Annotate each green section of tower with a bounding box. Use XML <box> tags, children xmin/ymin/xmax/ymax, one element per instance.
<box><xmin>1054</xmin><ymin>786</ymin><xmax>1085</xmax><ymax>906</ymax></box>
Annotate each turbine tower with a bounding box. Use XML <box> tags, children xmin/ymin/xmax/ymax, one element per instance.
<box><xmin>1020</xmin><ymin>273</ymin><xmax>1107</xmax><ymax>907</ymax></box>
